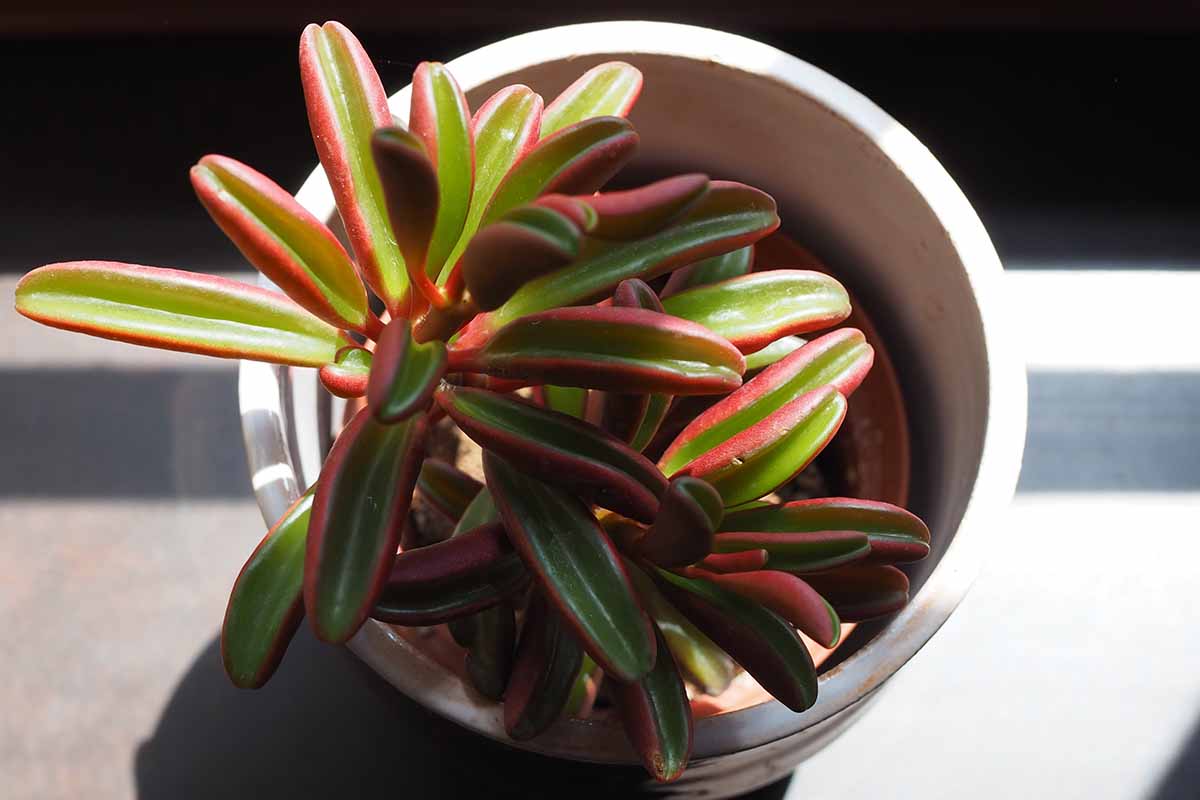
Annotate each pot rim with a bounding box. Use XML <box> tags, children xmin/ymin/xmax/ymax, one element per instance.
<box><xmin>240</xmin><ymin>20</ymin><xmax>1026</xmax><ymax>762</ymax></box>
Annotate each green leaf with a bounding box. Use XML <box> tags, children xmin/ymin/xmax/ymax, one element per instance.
<box><xmin>662</xmin><ymin>270</ymin><xmax>849</xmax><ymax>354</ymax></box>
<box><xmin>415</xmin><ymin>459</ymin><xmax>482</xmax><ymax>522</ymax></box>
<box><xmin>484</xmin><ymin>181</ymin><xmax>779</xmax><ymax>328</ymax></box>
<box><xmin>721</xmin><ymin>497</ymin><xmax>931</xmax><ymax>564</ymax></box>
<box><xmin>370</xmin><ymin>127</ymin><xmax>442</xmax><ymax>307</ymax></box>
<box><xmin>454</xmin><ymin>487</ymin><xmax>500</xmax><ymax>534</ymax></box>
<box><xmin>613</xmin><ymin>626</ymin><xmax>693</xmax><ymax>783</ymax></box>
<box><xmin>410</xmin><ymin>62</ymin><xmax>474</xmax><ymax>279</ymax></box>
<box><xmin>564</xmin><ymin>654</ymin><xmax>602</xmax><ymax>718</ymax></box>
<box><xmin>659</xmin><ymin>328</ymin><xmax>872</xmax><ymax>476</ymax></box>
<box><xmin>222</xmin><ymin>487</ymin><xmax>313</xmax><ymax>689</ymax></box>
<box><xmin>654</xmin><ymin>568</ymin><xmax>817</xmax><ymax>712</ymax></box>
<box><xmin>504</xmin><ymin>594</ymin><xmax>585</xmax><ymax>740</ymax></box>
<box><xmin>484</xmin><ymin>452</ymin><xmax>655</xmax><ymax>681</ymax></box>
<box><xmin>442</xmin><ymin>85</ymin><xmax>543</xmax><ymax>282</ymax></box>
<box><xmin>437</xmin><ymin>385</ymin><xmax>667</xmax><ymax>522</ymax></box>
<box><xmin>482</xmin><ymin>117</ymin><xmax>637</xmax><ymax>225</ymax></box>
<box><xmin>711</xmin><ymin>530</ymin><xmax>870</xmax><ymax>574</ymax></box>
<box><xmin>678</xmin><ymin>386</ymin><xmax>848</xmax><ymax>507</ymax></box>
<box><xmin>744</xmin><ymin>335</ymin><xmax>805</xmax><ymax>373</ymax></box>
<box><xmin>661</xmin><ymin>245</ymin><xmax>754</xmax><ymax>296</ymax></box>
<box><xmin>366</xmin><ymin>318</ymin><xmax>447</xmax><ymax>423</ymax></box>
<box><xmin>319</xmin><ymin>344</ymin><xmax>372</xmax><ymax>398</ymax></box>
<box><xmin>539</xmin><ymin>385</ymin><xmax>588</xmax><ymax>419</ymax></box>
<box><xmin>629</xmin><ymin>393</ymin><xmax>672</xmax><ymax>453</ymax></box>
<box><xmin>462</xmin><ymin>601</ymin><xmax>517</xmax><ymax>700</ymax></box>
<box><xmin>625</xmin><ymin>559</ymin><xmax>735</xmax><ymax>696</ymax></box>
<box><xmin>541</xmin><ymin>62</ymin><xmax>642</xmax><ymax>137</ymax></box>
<box><xmin>15</xmin><ymin>262</ymin><xmax>345</xmax><ymax>367</ymax></box>
<box><xmin>305</xmin><ymin>408</ymin><xmax>427</xmax><ymax>642</ymax></box>
<box><xmin>451</xmin><ymin>306</ymin><xmax>745</xmax><ymax>396</ymax></box>
<box><xmin>190</xmin><ymin>155</ymin><xmax>370</xmax><ymax>333</ymax></box>
<box><xmin>300</xmin><ymin>22</ymin><xmax>407</xmax><ymax>313</ymax></box>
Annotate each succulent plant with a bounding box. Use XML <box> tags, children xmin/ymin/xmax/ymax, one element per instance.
<box><xmin>13</xmin><ymin>21</ymin><xmax>930</xmax><ymax>783</ymax></box>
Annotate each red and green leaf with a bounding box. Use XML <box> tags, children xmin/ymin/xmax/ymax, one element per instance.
<box><xmin>482</xmin><ymin>116</ymin><xmax>638</xmax><ymax>225</ymax></box>
<box><xmin>613</xmin><ymin>626</ymin><xmax>693</xmax><ymax>783</ymax></box>
<box><xmin>366</xmin><ymin>318</ymin><xmax>447</xmax><ymax>423</ymax></box>
<box><xmin>582</xmin><ymin>174</ymin><xmax>709</xmax><ymax>240</ymax></box>
<box><xmin>695</xmin><ymin>549</ymin><xmax>769</xmax><ymax>574</ymax></box>
<box><xmin>459</xmin><ymin>205</ymin><xmax>582</xmax><ymax>311</ymax></box>
<box><xmin>15</xmin><ymin>262</ymin><xmax>345</xmax><ymax>366</ymax></box>
<box><xmin>410</xmin><ymin>62</ymin><xmax>474</xmax><ymax>279</ymax></box>
<box><xmin>804</xmin><ymin>565</ymin><xmax>911</xmax><ymax>621</ymax></box>
<box><xmin>319</xmin><ymin>344</ymin><xmax>372</xmax><ymax>398</ymax></box>
<box><xmin>661</xmin><ymin>245</ymin><xmax>754</xmax><ymax>297</ymax></box>
<box><xmin>504</xmin><ymin>594</ymin><xmax>585</xmax><ymax>740</ymax></box>
<box><xmin>450</xmin><ymin>306</ymin><xmax>745</xmax><ymax>396</ymax></box>
<box><xmin>744</xmin><ymin>335</ymin><xmax>805</xmax><ymax>374</ymax></box>
<box><xmin>484</xmin><ymin>452</ymin><xmax>656</xmax><ymax>681</ymax></box>
<box><xmin>461</xmin><ymin>601</ymin><xmax>517</xmax><ymax>701</ymax></box>
<box><xmin>535</xmin><ymin>384</ymin><xmax>588</xmax><ymax>419</ymax></box>
<box><xmin>540</xmin><ymin>61</ymin><xmax>642</xmax><ymax>137</ymax></box>
<box><xmin>190</xmin><ymin>154</ymin><xmax>372</xmax><ymax>334</ymax></box>
<box><xmin>371</xmin><ymin>521</ymin><xmax>528</xmax><ymax>625</ymax></box>
<box><xmin>711</xmin><ymin>529</ymin><xmax>870</xmax><ymax>574</ymax></box>
<box><xmin>442</xmin><ymin>85</ymin><xmax>544</xmax><ymax>281</ymax></box>
<box><xmin>630</xmin><ymin>475</ymin><xmax>723</xmax><ymax>567</ymax></box>
<box><xmin>722</xmin><ymin>497</ymin><xmax>931</xmax><ymax>564</ymax></box>
<box><xmin>694</xmin><ymin>570</ymin><xmax>841</xmax><ymax>648</ymax></box>
<box><xmin>675</xmin><ymin>386</ymin><xmax>848</xmax><ymax>507</ymax></box>
<box><xmin>653</xmin><ymin>568</ymin><xmax>817</xmax><ymax>712</ymax></box>
<box><xmin>662</xmin><ymin>270</ymin><xmax>849</xmax><ymax>354</ymax></box>
<box><xmin>660</xmin><ymin>328</ymin><xmax>872</xmax><ymax>476</ymax></box>
<box><xmin>305</xmin><ymin>408</ymin><xmax>427</xmax><ymax>642</ymax></box>
<box><xmin>222</xmin><ymin>487</ymin><xmax>314</xmax><ymax>689</ymax></box>
<box><xmin>480</xmin><ymin>181</ymin><xmax>779</xmax><ymax>329</ymax></box>
<box><xmin>299</xmin><ymin>22</ymin><xmax>407</xmax><ymax>313</ymax></box>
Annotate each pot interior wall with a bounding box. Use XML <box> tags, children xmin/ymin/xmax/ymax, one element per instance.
<box><xmin>464</xmin><ymin>55</ymin><xmax>989</xmax><ymax>598</ymax></box>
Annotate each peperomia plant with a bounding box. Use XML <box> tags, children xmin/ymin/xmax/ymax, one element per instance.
<box><xmin>13</xmin><ymin>22</ymin><xmax>929</xmax><ymax>783</ymax></box>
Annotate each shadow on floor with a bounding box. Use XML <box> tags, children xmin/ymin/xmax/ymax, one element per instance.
<box><xmin>134</xmin><ymin>626</ymin><xmax>792</xmax><ymax>799</ymax></box>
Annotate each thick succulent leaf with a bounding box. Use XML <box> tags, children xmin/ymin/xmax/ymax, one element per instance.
<box><xmin>661</xmin><ymin>245</ymin><xmax>754</xmax><ymax>297</ymax></box>
<box><xmin>504</xmin><ymin>594</ymin><xmax>585</xmax><ymax>740</ymax></box>
<box><xmin>442</xmin><ymin>85</ymin><xmax>543</xmax><ymax>281</ymax></box>
<box><xmin>462</xmin><ymin>601</ymin><xmax>517</xmax><ymax>700</ymax></box>
<box><xmin>15</xmin><ymin>262</ymin><xmax>344</xmax><ymax>366</ymax></box>
<box><xmin>412</xmin><ymin>298</ymin><xmax>479</xmax><ymax>343</ymax></box>
<box><xmin>482</xmin><ymin>117</ymin><xmax>638</xmax><ymax>225</ymax></box>
<box><xmin>410</xmin><ymin>62</ymin><xmax>474</xmax><ymax>278</ymax></box>
<box><xmin>416</xmin><ymin>459</ymin><xmax>482</xmax><ymax>522</ymax></box>
<box><xmin>222</xmin><ymin>488</ymin><xmax>313</xmax><ymax>689</ymax></box>
<box><xmin>483</xmin><ymin>181</ymin><xmax>779</xmax><ymax>328</ymax></box>
<box><xmin>367</xmin><ymin>318</ymin><xmax>447</xmax><ymax>423</ymax></box>
<box><xmin>484</xmin><ymin>452</ymin><xmax>656</xmax><ymax>681</ymax></box>
<box><xmin>662</xmin><ymin>270</ymin><xmax>849</xmax><ymax>354</ymax></box>
<box><xmin>541</xmin><ymin>61</ymin><xmax>642</xmax><ymax>137</ymax></box>
<box><xmin>454</xmin><ymin>487</ymin><xmax>501</xmax><ymax>534</ymax></box>
<box><xmin>439</xmin><ymin>385</ymin><xmax>666</xmax><ymax>522</ymax></box>
<box><xmin>721</xmin><ymin>498</ymin><xmax>931</xmax><ymax>564</ymax></box>
<box><xmin>677</xmin><ymin>386</ymin><xmax>848</xmax><ymax>507</ymax></box>
<box><xmin>711</xmin><ymin>530</ymin><xmax>870</xmax><ymax>574</ymax></box>
<box><xmin>625</xmin><ymin>558</ymin><xmax>735</xmax><ymax>696</ymax></box>
<box><xmin>451</xmin><ymin>306</ymin><xmax>745</xmax><ymax>396</ymax></box>
<box><xmin>372</xmin><ymin>521</ymin><xmax>528</xmax><ymax>625</ymax></box>
<box><xmin>534</xmin><ymin>193</ymin><xmax>598</xmax><ymax>231</ymax></box>
<box><xmin>459</xmin><ymin>205</ymin><xmax>582</xmax><ymax>311</ymax></box>
<box><xmin>654</xmin><ymin>569</ymin><xmax>817</xmax><ymax>712</ymax></box>
<box><xmin>537</xmin><ymin>384</ymin><xmax>588</xmax><ymax>419</ymax></box>
<box><xmin>744</xmin><ymin>335</ymin><xmax>805</xmax><ymax>373</ymax></box>
<box><xmin>696</xmin><ymin>549</ymin><xmax>769</xmax><ymax>574</ymax></box>
<box><xmin>370</xmin><ymin>127</ymin><xmax>442</xmax><ymax>307</ymax></box>
<box><xmin>299</xmin><ymin>22</ymin><xmax>407</xmax><ymax>312</ymax></box>
<box><xmin>305</xmin><ymin>408</ymin><xmax>427</xmax><ymax>642</ymax></box>
<box><xmin>589</xmin><ymin>278</ymin><xmax>671</xmax><ymax>447</ymax></box>
<box><xmin>583</xmin><ymin>174</ymin><xmax>709</xmax><ymax>239</ymax></box>
<box><xmin>613</xmin><ymin>627</ymin><xmax>693</xmax><ymax>783</ymax></box>
<box><xmin>660</xmin><ymin>329</ymin><xmax>872</xmax><ymax>476</ymax></box>
<box><xmin>804</xmin><ymin>565</ymin><xmax>911</xmax><ymax>621</ymax></box>
<box><xmin>190</xmin><ymin>155</ymin><xmax>370</xmax><ymax>333</ymax></box>
<box><xmin>695</xmin><ymin>570</ymin><xmax>840</xmax><ymax>648</ymax></box>
<box><xmin>319</xmin><ymin>344</ymin><xmax>372</xmax><ymax>398</ymax></box>
<box><xmin>631</xmin><ymin>476</ymin><xmax>723</xmax><ymax>567</ymax></box>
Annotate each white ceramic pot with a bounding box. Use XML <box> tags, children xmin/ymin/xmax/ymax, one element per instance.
<box><xmin>239</xmin><ymin>20</ymin><xmax>1026</xmax><ymax>797</ymax></box>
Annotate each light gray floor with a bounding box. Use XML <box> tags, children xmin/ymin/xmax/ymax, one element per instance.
<box><xmin>2</xmin><ymin>270</ymin><xmax>1197</xmax><ymax>799</ymax></box>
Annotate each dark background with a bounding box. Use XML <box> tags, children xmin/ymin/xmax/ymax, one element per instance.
<box><xmin>5</xmin><ymin>4</ymin><xmax>1199</xmax><ymax>799</ymax></box>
